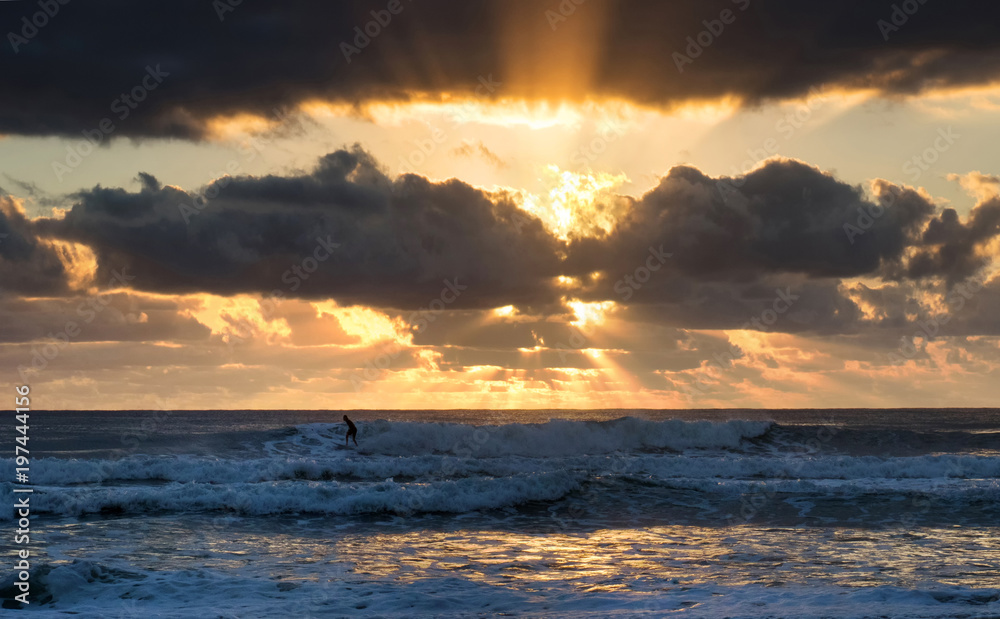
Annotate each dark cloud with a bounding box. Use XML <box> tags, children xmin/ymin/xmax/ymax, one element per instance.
<box><xmin>0</xmin><ymin>195</ymin><xmax>71</xmax><ymax>295</ymax></box>
<box><xmin>854</xmin><ymin>276</ymin><xmax>1000</xmax><ymax>338</ymax></box>
<box><xmin>14</xmin><ymin>148</ymin><xmax>999</xmax><ymax>337</ymax></box>
<box><xmin>451</xmin><ymin>140</ymin><xmax>509</xmax><ymax>169</ymax></box>
<box><xmin>2</xmin><ymin>175</ymin><xmax>43</xmax><ymax>199</ymax></box>
<box><xmin>615</xmin><ymin>278</ymin><xmax>862</xmax><ymax>336</ymax></box>
<box><xmin>2</xmin><ymin>1</ymin><xmax>1000</xmax><ymax>138</ymax></box>
<box><xmin>0</xmin><ymin>293</ymin><xmax>211</xmax><ymax>343</ymax></box>
<box><xmin>905</xmin><ymin>198</ymin><xmax>1000</xmax><ymax>286</ymax></box>
<box><xmin>35</xmin><ymin>148</ymin><xmax>563</xmax><ymax>310</ymax></box>
<box><xmin>565</xmin><ymin>159</ymin><xmax>935</xmax><ymax>297</ymax></box>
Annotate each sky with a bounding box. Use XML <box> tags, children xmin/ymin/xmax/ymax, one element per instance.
<box><xmin>2</xmin><ymin>0</ymin><xmax>1000</xmax><ymax>410</ymax></box>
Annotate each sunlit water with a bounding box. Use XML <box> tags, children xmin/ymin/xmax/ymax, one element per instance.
<box><xmin>2</xmin><ymin>409</ymin><xmax>999</xmax><ymax>617</ymax></box>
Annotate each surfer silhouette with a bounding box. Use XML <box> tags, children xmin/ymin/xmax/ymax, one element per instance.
<box><xmin>343</xmin><ymin>414</ymin><xmax>358</xmax><ymax>446</ymax></box>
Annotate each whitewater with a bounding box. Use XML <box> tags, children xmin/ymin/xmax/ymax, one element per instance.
<box><xmin>1</xmin><ymin>409</ymin><xmax>998</xmax><ymax>617</ymax></box>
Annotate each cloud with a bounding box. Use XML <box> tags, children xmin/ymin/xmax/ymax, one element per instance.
<box><xmin>948</xmin><ymin>171</ymin><xmax>1000</xmax><ymax>203</ymax></box>
<box><xmin>451</xmin><ymin>140</ymin><xmax>509</xmax><ymax>169</ymax></box>
<box><xmin>3</xmin><ymin>1</ymin><xmax>1000</xmax><ymax>138</ymax></box>
<box><xmin>0</xmin><ymin>195</ymin><xmax>73</xmax><ymax>295</ymax></box>
<box><xmin>905</xmin><ymin>197</ymin><xmax>1000</xmax><ymax>286</ymax></box>
<box><xmin>0</xmin><ymin>292</ymin><xmax>211</xmax><ymax>343</ymax></box>
<box><xmin>13</xmin><ymin>149</ymin><xmax>999</xmax><ymax>338</ymax></box>
<box><xmin>565</xmin><ymin>159</ymin><xmax>936</xmax><ymax>295</ymax></box>
<box><xmin>35</xmin><ymin>148</ymin><xmax>563</xmax><ymax>310</ymax></box>
<box><xmin>848</xmin><ymin>278</ymin><xmax>1000</xmax><ymax>339</ymax></box>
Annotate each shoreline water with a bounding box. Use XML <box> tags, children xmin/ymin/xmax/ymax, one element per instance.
<box><xmin>2</xmin><ymin>409</ymin><xmax>999</xmax><ymax>617</ymax></box>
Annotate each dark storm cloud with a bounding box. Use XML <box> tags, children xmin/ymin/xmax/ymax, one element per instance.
<box><xmin>842</xmin><ymin>277</ymin><xmax>1000</xmax><ymax>351</ymax></box>
<box><xmin>18</xmin><ymin>149</ymin><xmax>1000</xmax><ymax>334</ymax></box>
<box><xmin>566</xmin><ymin>159</ymin><xmax>935</xmax><ymax>296</ymax></box>
<box><xmin>615</xmin><ymin>278</ymin><xmax>862</xmax><ymax>336</ymax></box>
<box><xmin>0</xmin><ymin>194</ymin><xmax>70</xmax><ymax>295</ymax></box>
<box><xmin>2</xmin><ymin>0</ymin><xmax>1000</xmax><ymax>138</ymax></box>
<box><xmin>904</xmin><ymin>198</ymin><xmax>1000</xmax><ymax>286</ymax></box>
<box><xmin>0</xmin><ymin>293</ymin><xmax>211</xmax><ymax>343</ymax></box>
<box><xmin>557</xmin><ymin>159</ymin><xmax>1000</xmax><ymax>334</ymax></box>
<box><xmin>35</xmin><ymin>148</ymin><xmax>563</xmax><ymax>310</ymax></box>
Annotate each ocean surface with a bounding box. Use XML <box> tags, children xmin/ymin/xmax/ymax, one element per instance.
<box><xmin>2</xmin><ymin>409</ymin><xmax>999</xmax><ymax>618</ymax></box>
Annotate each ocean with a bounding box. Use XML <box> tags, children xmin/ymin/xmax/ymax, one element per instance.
<box><xmin>2</xmin><ymin>409</ymin><xmax>999</xmax><ymax>618</ymax></box>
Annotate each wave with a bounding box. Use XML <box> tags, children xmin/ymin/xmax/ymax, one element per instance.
<box><xmin>4</xmin><ymin>475</ymin><xmax>997</xmax><ymax>521</ymax></box>
<box><xmin>267</xmin><ymin>417</ymin><xmax>775</xmax><ymax>458</ymax></box>
<box><xmin>4</xmin><ymin>418</ymin><xmax>999</xmax><ymax>522</ymax></box>
<box><xmin>7</xmin><ymin>453</ymin><xmax>1000</xmax><ymax>487</ymax></box>
<box><xmin>2</xmin><ymin>451</ymin><xmax>999</xmax><ymax>521</ymax></box>
<box><xmin>0</xmin><ymin>471</ymin><xmax>584</xmax><ymax>519</ymax></box>
<box><xmin>5</xmin><ymin>559</ymin><xmax>998</xmax><ymax>618</ymax></box>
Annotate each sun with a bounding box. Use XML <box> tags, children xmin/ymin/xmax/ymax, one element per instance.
<box><xmin>566</xmin><ymin>299</ymin><xmax>617</xmax><ymax>328</ymax></box>
<box><xmin>518</xmin><ymin>166</ymin><xmax>629</xmax><ymax>240</ymax></box>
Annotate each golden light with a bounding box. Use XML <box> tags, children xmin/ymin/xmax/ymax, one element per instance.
<box><xmin>909</xmin><ymin>81</ymin><xmax>1000</xmax><ymax>118</ymax></box>
<box><xmin>948</xmin><ymin>171</ymin><xmax>1000</xmax><ymax>202</ymax></box>
<box><xmin>205</xmin><ymin>112</ymin><xmax>284</xmax><ymax>141</ymax></box>
<box><xmin>518</xmin><ymin>330</ymin><xmax>546</xmax><ymax>353</ymax></box>
<box><xmin>0</xmin><ymin>196</ymin><xmax>100</xmax><ymax>292</ymax></box>
<box><xmin>360</xmin><ymin>98</ymin><xmax>589</xmax><ymax>130</ymax></box>
<box><xmin>186</xmin><ymin>294</ymin><xmax>293</xmax><ymax>343</ymax></box>
<box><xmin>723</xmin><ymin>329</ymin><xmax>775</xmax><ymax>361</ymax></box>
<box><xmin>414</xmin><ymin>348</ymin><xmax>442</xmax><ymax>372</ymax></box>
<box><xmin>493</xmin><ymin>305</ymin><xmax>516</xmax><ymax>318</ymax></box>
<box><xmin>46</xmin><ymin>239</ymin><xmax>99</xmax><ymax>291</ymax></box>
<box><xmin>566</xmin><ymin>299</ymin><xmax>616</xmax><ymax>329</ymax></box>
<box><xmin>313</xmin><ymin>301</ymin><xmax>412</xmax><ymax>347</ymax></box>
<box><xmin>519</xmin><ymin>166</ymin><xmax>628</xmax><ymax>240</ymax></box>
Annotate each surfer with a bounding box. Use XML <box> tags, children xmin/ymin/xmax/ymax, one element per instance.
<box><xmin>343</xmin><ymin>414</ymin><xmax>358</xmax><ymax>446</ymax></box>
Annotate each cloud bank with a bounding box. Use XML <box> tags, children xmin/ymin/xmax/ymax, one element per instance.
<box><xmin>3</xmin><ymin>0</ymin><xmax>1000</xmax><ymax>138</ymax></box>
